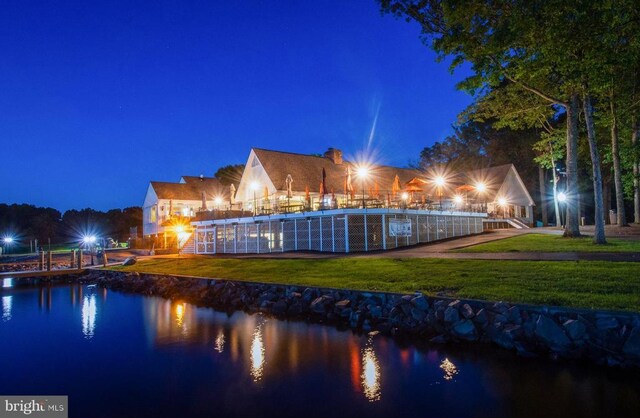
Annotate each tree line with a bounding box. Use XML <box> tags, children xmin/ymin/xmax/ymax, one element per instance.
<box><xmin>0</xmin><ymin>204</ymin><xmax>142</xmax><ymax>247</ymax></box>
<box><xmin>381</xmin><ymin>0</ymin><xmax>640</xmax><ymax>243</ymax></box>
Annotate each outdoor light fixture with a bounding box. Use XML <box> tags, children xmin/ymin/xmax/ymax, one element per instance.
<box><xmin>356</xmin><ymin>165</ymin><xmax>370</xmax><ymax>208</ymax></box>
<box><xmin>475</xmin><ymin>182</ymin><xmax>486</xmax><ymax>193</ymax></box>
<box><xmin>175</xmin><ymin>225</ymin><xmax>185</xmax><ymax>234</ymax></box>
<box><xmin>558</xmin><ymin>192</ymin><xmax>567</xmax><ymax>203</ymax></box>
<box><xmin>434</xmin><ymin>176</ymin><xmax>446</xmax><ymax>187</ymax></box>
<box><xmin>82</xmin><ymin>235</ymin><xmax>97</xmax><ymax>245</ymax></box>
<box><xmin>214</xmin><ymin>196</ymin><xmax>223</xmax><ymax>206</ymax></box>
<box><xmin>498</xmin><ymin>197</ymin><xmax>507</xmax><ymax>206</ymax></box>
<box><xmin>454</xmin><ymin>195</ymin><xmax>464</xmax><ymax>204</ymax></box>
<box><xmin>401</xmin><ymin>192</ymin><xmax>409</xmax><ymax>200</ymax></box>
<box><xmin>3</xmin><ymin>237</ymin><xmax>13</xmax><ymax>244</ymax></box>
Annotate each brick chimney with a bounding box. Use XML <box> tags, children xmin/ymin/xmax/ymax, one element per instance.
<box><xmin>324</xmin><ymin>148</ymin><xmax>343</xmax><ymax>165</ymax></box>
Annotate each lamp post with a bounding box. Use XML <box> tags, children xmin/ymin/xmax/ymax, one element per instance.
<box><xmin>356</xmin><ymin>166</ymin><xmax>370</xmax><ymax>209</ymax></box>
<box><xmin>250</xmin><ymin>182</ymin><xmax>259</xmax><ymax>216</ymax></box>
<box><xmin>83</xmin><ymin>235</ymin><xmax>96</xmax><ymax>265</ymax></box>
<box><xmin>434</xmin><ymin>176</ymin><xmax>446</xmax><ymax>209</ymax></box>
<box><xmin>557</xmin><ymin>192</ymin><xmax>567</xmax><ymax>228</ymax></box>
<box><xmin>401</xmin><ymin>192</ymin><xmax>409</xmax><ymax>209</ymax></box>
<box><xmin>475</xmin><ymin>182</ymin><xmax>486</xmax><ymax>212</ymax></box>
<box><xmin>2</xmin><ymin>236</ymin><xmax>13</xmax><ymax>255</ymax></box>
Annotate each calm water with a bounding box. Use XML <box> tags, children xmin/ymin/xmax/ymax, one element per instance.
<box><xmin>1</xmin><ymin>279</ymin><xmax>639</xmax><ymax>418</ymax></box>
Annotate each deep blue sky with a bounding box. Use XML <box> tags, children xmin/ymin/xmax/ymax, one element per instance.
<box><xmin>0</xmin><ymin>0</ymin><xmax>472</xmax><ymax>211</ymax></box>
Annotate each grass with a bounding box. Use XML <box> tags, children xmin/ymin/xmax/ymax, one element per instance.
<box><xmin>111</xmin><ymin>256</ymin><xmax>640</xmax><ymax>312</ymax></box>
<box><xmin>456</xmin><ymin>233</ymin><xmax>640</xmax><ymax>253</ymax></box>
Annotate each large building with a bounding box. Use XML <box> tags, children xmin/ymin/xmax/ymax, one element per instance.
<box><xmin>143</xmin><ymin>147</ymin><xmax>535</xmax><ymax>254</ymax></box>
<box><xmin>142</xmin><ymin>175</ymin><xmax>228</xmax><ymax>246</ymax></box>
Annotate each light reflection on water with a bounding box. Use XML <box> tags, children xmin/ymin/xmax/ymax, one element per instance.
<box><xmin>2</xmin><ymin>278</ymin><xmax>13</xmax><ymax>288</ymax></box>
<box><xmin>81</xmin><ymin>294</ymin><xmax>97</xmax><ymax>338</ymax></box>
<box><xmin>440</xmin><ymin>357</ymin><xmax>459</xmax><ymax>381</ymax></box>
<box><xmin>361</xmin><ymin>337</ymin><xmax>381</xmax><ymax>402</ymax></box>
<box><xmin>2</xmin><ymin>295</ymin><xmax>12</xmax><ymax>321</ymax></box>
<box><xmin>2</xmin><ymin>284</ymin><xmax>639</xmax><ymax>418</ymax></box>
<box><xmin>250</xmin><ymin>321</ymin><xmax>266</xmax><ymax>382</ymax></box>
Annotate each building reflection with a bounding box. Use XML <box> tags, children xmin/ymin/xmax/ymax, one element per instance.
<box><xmin>2</xmin><ymin>295</ymin><xmax>12</xmax><ymax>321</ymax></box>
<box><xmin>214</xmin><ymin>330</ymin><xmax>225</xmax><ymax>353</ymax></box>
<box><xmin>81</xmin><ymin>293</ymin><xmax>97</xmax><ymax>338</ymax></box>
<box><xmin>2</xmin><ymin>278</ymin><xmax>13</xmax><ymax>288</ymax></box>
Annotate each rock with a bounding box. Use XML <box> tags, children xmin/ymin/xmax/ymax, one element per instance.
<box><xmin>310</xmin><ymin>297</ymin><xmax>327</xmax><ymax>314</ymax></box>
<box><xmin>411</xmin><ymin>295</ymin><xmax>429</xmax><ymax>310</ymax></box>
<box><xmin>369</xmin><ymin>305</ymin><xmax>383</xmax><ymax>319</ymax></box>
<box><xmin>444</xmin><ymin>306</ymin><xmax>460</xmax><ymax>324</ymax></box>
<box><xmin>430</xmin><ymin>334</ymin><xmax>448</xmax><ymax>344</ymax></box>
<box><xmin>272</xmin><ymin>300</ymin><xmax>288</xmax><ymax>315</ymax></box>
<box><xmin>623</xmin><ymin>327</ymin><xmax>640</xmax><ymax>357</ymax></box>
<box><xmin>452</xmin><ymin>319</ymin><xmax>477</xmax><ymax>341</ymax></box>
<box><xmin>535</xmin><ymin>315</ymin><xmax>572</xmax><ymax>352</ymax></box>
<box><xmin>507</xmin><ymin>306</ymin><xmax>522</xmax><ymax>324</ymax></box>
<box><xmin>492</xmin><ymin>301</ymin><xmax>510</xmax><ymax>315</ymax></box>
<box><xmin>493</xmin><ymin>313</ymin><xmax>508</xmax><ymax>327</ymax></box>
<box><xmin>335</xmin><ymin>299</ymin><xmax>351</xmax><ymax>309</ymax></box>
<box><xmin>448</xmin><ymin>300</ymin><xmax>462</xmax><ymax>309</ymax></box>
<box><xmin>460</xmin><ymin>304</ymin><xmax>475</xmax><ymax>319</ymax></box>
<box><xmin>473</xmin><ymin>308</ymin><xmax>489</xmax><ymax>326</ymax></box>
<box><xmin>122</xmin><ymin>257</ymin><xmax>136</xmax><ymax>266</ymax></box>
<box><xmin>596</xmin><ymin>316</ymin><xmax>619</xmax><ymax>330</ymax></box>
<box><xmin>563</xmin><ymin>319</ymin><xmax>587</xmax><ymax>341</ymax></box>
<box><xmin>410</xmin><ymin>307</ymin><xmax>427</xmax><ymax>321</ymax></box>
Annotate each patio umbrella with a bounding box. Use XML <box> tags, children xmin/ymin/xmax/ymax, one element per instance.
<box><xmin>305</xmin><ymin>185</ymin><xmax>310</xmax><ymax>205</ymax></box>
<box><xmin>387</xmin><ymin>192</ymin><xmax>391</xmax><ymax>206</ymax></box>
<box><xmin>263</xmin><ymin>186</ymin><xmax>269</xmax><ymax>201</ymax></box>
<box><xmin>346</xmin><ymin>166</ymin><xmax>354</xmax><ymax>197</ymax></box>
<box><xmin>285</xmin><ymin>174</ymin><xmax>293</xmax><ymax>198</ymax></box>
<box><xmin>391</xmin><ymin>175</ymin><xmax>401</xmax><ymax>198</ymax></box>
<box><xmin>169</xmin><ymin>199</ymin><xmax>173</xmax><ymax>217</ymax></box>
<box><xmin>320</xmin><ymin>168</ymin><xmax>326</xmax><ymax>200</ymax></box>
<box><xmin>374</xmin><ymin>182</ymin><xmax>380</xmax><ymax>199</ymax></box>
<box><xmin>229</xmin><ymin>184</ymin><xmax>236</xmax><ymax>204</ymax></box>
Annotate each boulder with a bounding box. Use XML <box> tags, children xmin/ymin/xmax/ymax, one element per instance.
<box><xmin>535</xmin><ymin>315</ymin><xmax>572</xmax><ymax>352</ymax></box>
<box><xmin>411</xmin><ymin>295</ymin><xmax>429</xmax><ymax>311</ymax></box>
<box><xmin>452</xmin><ymin>319</ymin><xmax>477</xmax><ymax>341</ymax></box>
<box><xmin>444</xmin><ymin>306</ymin><xmax>460</xmax><ymax>324</ymax></box>
<box><xmin>122</xmin><ymin>257</ymin><xmax>136</xmax><ymax>266</ymax></box>
<box><xmin>623</xmin><ymin>327</ymin><xmax>640</xmax><ymax>357</ymax></box>
<box><xmin>563</xmin><ymin>319</ymin><xmax>587</xmax><ymax>341</ymax></box>
<box><xmin>410</xmin><ymin>307</ymin><xmax>427</xmax><ymax>321</ymax></box>
<box><xmin>460</xmin><ymin>304</ymin><xmax>475</xmax><ymax>319</ymax></box>
<box><xmin>473</xmin><ymin>308</ymin><xmax>489</xmax><ymax>326</ymax></box>
<box><xmin>595</xmin><ymin>316</ymin><xmax>619</xmax><ymax>330</ymax></box>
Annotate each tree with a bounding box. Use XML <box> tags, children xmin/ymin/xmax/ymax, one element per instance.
<box><xmin>214</xmin><ymin>164</ymin><xmax>245</xmax><ymax>186</ymax></box>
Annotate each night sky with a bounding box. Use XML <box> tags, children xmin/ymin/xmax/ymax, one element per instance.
<box><xmin>1</xmin><ymin>0</ymin><xmax>472</xmax><ymax>212</ymax></box>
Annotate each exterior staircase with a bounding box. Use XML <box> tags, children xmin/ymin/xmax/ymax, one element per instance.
<box><xmin>484</xmin><ymin>218</ymin><xmax>531</xmax><ymax>230</ymax></box>
<box><xmin>179</xmin><ymin>233</ymin><xmax>196</xmax><ymax>254</ymax></box>
<box><xmin>506</xmin><ymin>218</ymin><xmax>531</xmax><ymax>229</ymax></box>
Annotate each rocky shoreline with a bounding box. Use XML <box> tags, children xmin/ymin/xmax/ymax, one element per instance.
<box><xmin>30</xmin><ymin>270</ymin><xmax>640</xmax><ymax>368</ymax></box>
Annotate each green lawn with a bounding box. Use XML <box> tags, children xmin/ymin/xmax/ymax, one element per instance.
<box><xmin>456</xmin><ymin>233</ymin><xmax>640</xmax><ymax>253</ymax></box>
<box><xmin>111</xmin><ymin>256</ymin><xmax>640</xmax><ymax>312</ymax></box>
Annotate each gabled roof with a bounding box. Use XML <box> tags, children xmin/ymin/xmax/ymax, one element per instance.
<box><xmin>150</xmin><ymin>177</ymin><xmax>226</xmax><ymax>201</ymax></box>
<box><xmin>252</xmin><ymin>148</ymin><xmax>420</xmax><ymax>193</ymax></box>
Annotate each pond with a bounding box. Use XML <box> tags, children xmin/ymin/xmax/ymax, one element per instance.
<box><xmin>1</xmin><ymin>279</ymin><xmax>638</xmax><ymax>417</ymax></box>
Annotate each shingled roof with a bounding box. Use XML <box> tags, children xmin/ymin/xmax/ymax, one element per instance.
<box><xmin>150</xmin><ymin>176</ymin><xmax>226</xmax><ymax>200</ymax></box>
<box><xmin>252</xmin><ymin>148</ymin><xmax>420</xmax><ymax>193</ymax></box>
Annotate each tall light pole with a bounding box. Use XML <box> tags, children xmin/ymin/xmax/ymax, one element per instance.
<box><xmin>356</xmin><ymin>166</ymin><xmax>370</xmax><ymax>209</ymax></box>
<box><xmin>557</xmin><ymin>192</ymin><xmax>567</xmax><ymax>228</ymax></box>
<box><xmin>2</xmin><ymin>237</ymin><xmax>13</xmax><ymax>255</ymax></box>
<box><xmin>434</xmin><ymin>176</ymin><xmax>446</xmax><ymax>209</ymax></box>
<box><xmin>475</xmin><ymin>182</ymin><xmax>487</xmax><ymax>212</ymax></box>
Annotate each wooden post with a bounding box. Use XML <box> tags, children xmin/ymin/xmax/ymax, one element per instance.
<box><xmin>47</xmin><ymin>251</ymin><xmax>52</xmax><ymax>271</ymax></box>
<box><xmin>70</xmin><ymin>250</ymin><xmax>76</xmax><ymax>269</ymax></box>
<box><xmin>77</xmin><ymin>249</ymin><xmax>83</xmax><ymax>268</ymax></box>
<box><xmin>102</xmin><ymin>251</ymin><xmax>108</xmax><ymax>267</ymax></box>
<box><xmin>39</xmin><ymin>251</ymin><xmax>45</xmax><ymax>270</ymax></box>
